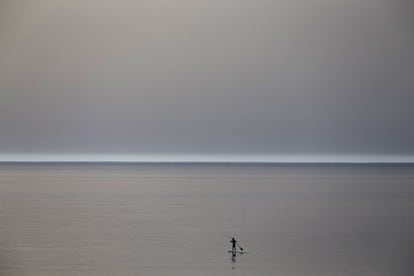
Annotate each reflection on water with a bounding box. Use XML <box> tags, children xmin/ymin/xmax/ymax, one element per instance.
<box><xmin>0</xmin><ymin>164</ymin><xmax>413</xmax><ymax>276</ymax></box>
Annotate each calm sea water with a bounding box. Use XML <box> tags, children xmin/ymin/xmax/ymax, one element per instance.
<box><xmin>0</xmin><ymin>164</ymin><xmax>413</xmax><ymax>276</ymax></box>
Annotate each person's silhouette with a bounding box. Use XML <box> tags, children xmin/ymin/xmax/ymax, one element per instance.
<box><xmin>230</xmin><ymin>237</ymin><xmax>243</xmax><ymax>256</ymax></box>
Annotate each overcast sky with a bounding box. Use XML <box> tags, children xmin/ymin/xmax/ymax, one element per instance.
<box><xmin>0</xmin><ymin>0</ymin><xmax>413</xmax><ymax>162</ymax></box>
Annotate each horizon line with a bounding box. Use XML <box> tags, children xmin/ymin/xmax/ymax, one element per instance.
<box><xmin>1</xmin><ymin>154</ymin><xmax>414</xmax><ymax>164</ymax></box>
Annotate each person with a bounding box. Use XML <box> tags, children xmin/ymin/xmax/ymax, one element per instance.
<box><xmin>230</xmin><ymin>237</ymin><xmax>243</xmax><ymax>256</ymax></box>
<box><xmin>231</xmin><ymin>237</ymin><xmax>237</xmax><ymax>251</ymax></box>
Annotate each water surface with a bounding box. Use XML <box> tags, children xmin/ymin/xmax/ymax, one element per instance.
<box><xmin>0</xmin><ymin>164</ymin><xmax>413</xmax><ymax>275</ymax></box>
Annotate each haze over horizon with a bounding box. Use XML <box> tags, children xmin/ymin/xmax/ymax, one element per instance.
<box><xmin>1</xmin><ymin>154</ymin><xmax>414</xmax><ymax>163</ymax></box>
<box><xmin>1</xmin><ymin>1</ymin><xmax>413</xmax><ymax>161</ymax></box>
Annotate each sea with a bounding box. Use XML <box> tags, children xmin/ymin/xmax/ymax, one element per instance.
<box><xmin>0</xmin><ymin>163</ymin><xmax>413</xmax><ymax>276</ymax></box>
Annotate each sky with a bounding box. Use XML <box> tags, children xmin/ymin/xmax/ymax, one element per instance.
<box><xmin>0</xmin><ymin>0</ymin><xmax>413</xmax><ymax>162</ymax></box>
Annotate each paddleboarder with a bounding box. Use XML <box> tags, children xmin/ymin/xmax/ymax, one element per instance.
<box><xmin>230</xmin><ymin>237</ymin><xmax>243</xmax><ymax>256</ymax></box>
